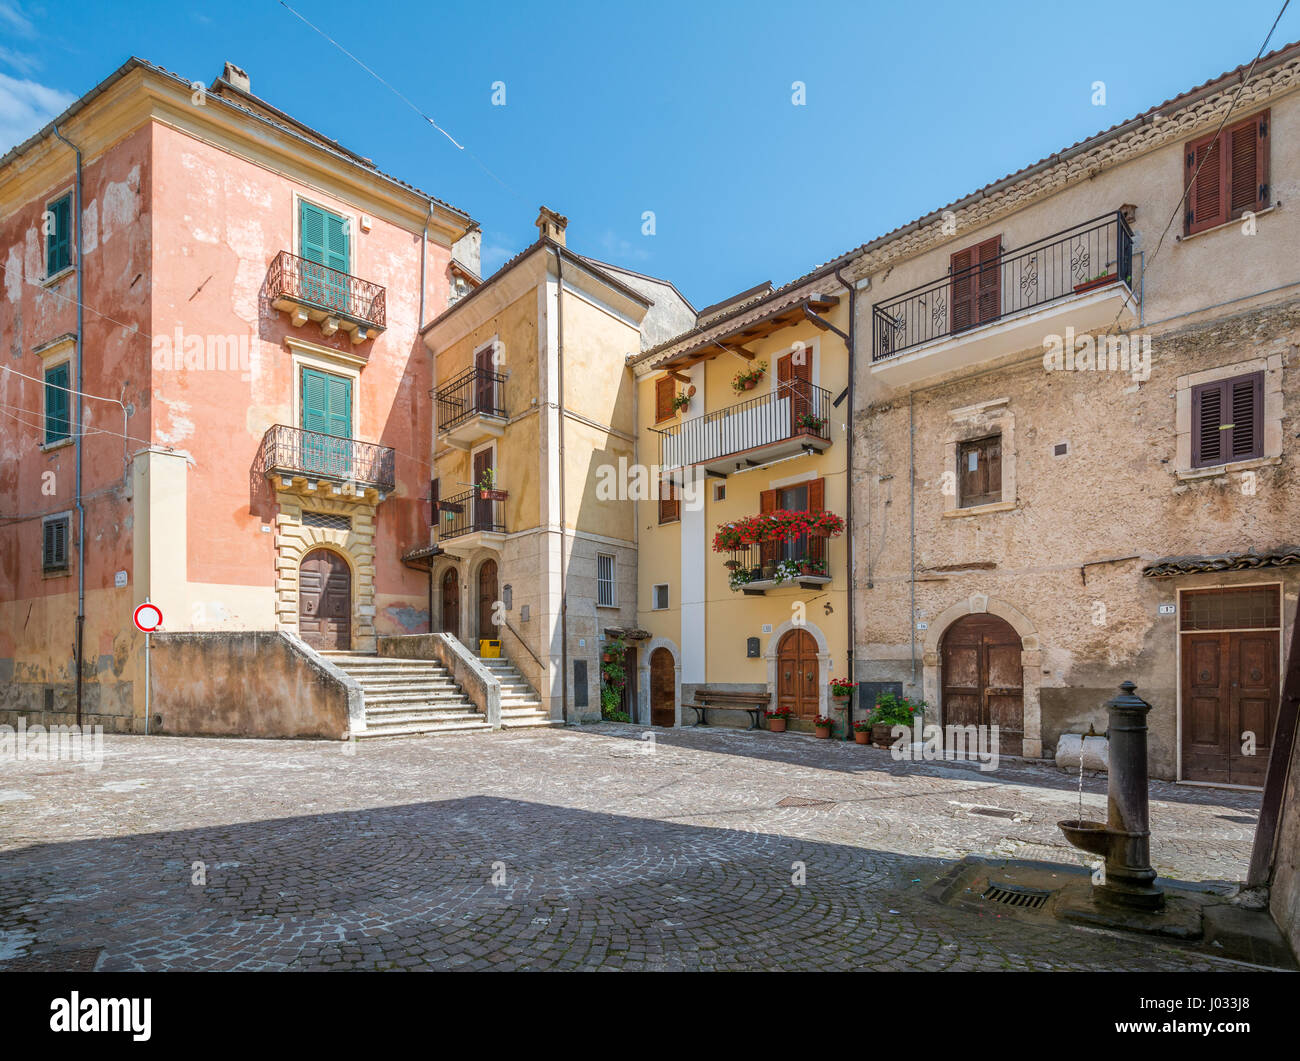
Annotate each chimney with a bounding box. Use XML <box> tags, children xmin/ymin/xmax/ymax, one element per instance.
<box><xmin>223</xmin><ymin>62</ymin><xmax>251</xmax><ymax>94</ymax></box>
<box><xmin>535</xmin><ymin>206</ymin><xmax>568</xmax><ymax>247</ymax></box>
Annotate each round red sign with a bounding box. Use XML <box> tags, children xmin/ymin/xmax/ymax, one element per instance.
<box><xmin>133</xmin><ymin>602</ymin><xmax>163</xmax><ymax>633</ymax></box>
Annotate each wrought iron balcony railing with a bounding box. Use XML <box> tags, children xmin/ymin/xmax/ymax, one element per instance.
<box><xmin>267</xmin><ymin>250</ymin><xmax>387</xmax><ymax>330</ymax></box>
<box><xmin>436</xmin><ymin>488</ymin><xmax>506</xmax><ymax>541</ymax></box>
<box><xmin>256</xmin><ymin>424</ymin><xmax>395</xmax><ymax>491</ymax></box>
<box><xmin>652</xmin><ymin>380</ymin><xmax>833</xmax><ymax>469</ymax></box>
<box><xmin>436</xmin><ymin>365</ymin><xmax>507</xmax><ymax>433</ymax></box>
<box><xmin>723</xmin><ymin>535</ymin><xmax>830</xmax><ymax>591</ymax></box>
<box><xmin>871</xmin><ymin>211</ymin><xmax>1133</xmax><ymax>362</ymax></box>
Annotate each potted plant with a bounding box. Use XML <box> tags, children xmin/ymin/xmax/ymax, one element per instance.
<box><xmin>829</xmin><ymin>677</ymin><xmax>856</xmax><ymax>707</ymax></box>
<box><xmin>477</xmin><ymin>467</ymin><xmax>507</xmax><ymax>501</ymax></box>
<box><xmin>771</xmin><ymin>558</ymin><xmax>801</xmax><ymax>585</ymax></box>
<box><xmin>869</xmin><ymin>691</ymin><xmax>925</xmax><ymax>747</ymax></box>
<box><xmin>672</xmin><ymin>391</ymin><xmax>692</xmax><ymax>415</ymax></box>
<box><xmin>731</xmin><ymin>361</ymin><xmax>768</xmax><ymax>393</ymax></box>
<box><xmin>796</xmin><ymin>412</ymin><xmax>827</xmax><ymax>433</ymax></box>
<box><xmin>800</xmin><ymin>556</ymin><xmax>828</xmax><ymax>577</ymax></box>
<box><xmin>813</xmin><ymin>715</ymin><xmax>834</xmax><ymax>739</ymax></box>
<box><xmin>1073</xmin><ymin>271</ymin><xmax>1117</xmax><ymax>295</ymax></box>
<box><xmin>852</xmin><ymin>718</ymin><xmax>873</xmax><ymax>745</ymax></box>
<box><xmin>766</xmin><ymin>705</ymin><xmax>792</xmax><ymax>733</ymax></box>
<box><xmin>728</xmin><ymin>567</ymin><xmax>755</xmax><ymax>591</ymax></box>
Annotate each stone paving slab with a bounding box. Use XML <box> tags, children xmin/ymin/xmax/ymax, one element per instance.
<box><xmin>0</xmin><ymin>724</ymin><xmax>1265</xmax><ymax>971</ymax></box>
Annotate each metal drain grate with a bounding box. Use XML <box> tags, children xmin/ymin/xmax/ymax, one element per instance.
<box><xmin>969</xmin><ymin>806</ymin><xmax>1020</xmax><ymax>819</ymax></box>
<box><xmin>982</xmin><ymin>883</ymin><xmax>1052</xmax><ymax>910</ymax></box>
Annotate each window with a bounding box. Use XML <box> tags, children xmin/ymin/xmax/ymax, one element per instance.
<box><xmin>1185</xmin><ymin>110</ymin><xmax>1269</xmax><ymax>236</ymax></box>
<box><xmin>713</xmin><ymin>482</ymin><xmax>726</xmax><ymax>502</ymax></box>
<box><xmin>44</xmin><ymin>362</ymin><xmax>71</xmax><ymax>445</ymax></box>
<box><xmin>1191</xmin><ymin>371</ymin><xmax>1263</xmax><ymax>467</ymax></box>
<box><xmin>958</xmin><ymin>435</ymin><xmax>1001</xmax><ymax>508</ymax></box>
<box><xmin>46</xmin><ymin>193</ymin><xmax>72</xmax><ymax>276</ymax></box>
<box><xmin>654</xmin><ymin>376</ymin><xmax>677</xmax><ymax>423</ymax></box>
<box><xmin>950</xmin><ymin>236</ymin><xmax>1002</xmax><ymax>332</ymax></box>
<box><xmin>658</xmin><ymin>478</ymin><xmax>679</xmax><ymax>524</ymax></box>
<box><xmin>42</xmin><ymin>515</ymin><xmax>69</xmax><ymax>572</ymax></box>
<box><xmin>597</xmin><ymin>553</ymin><xmax>616</xmax><ymax>607</ymax></box>
<box><xmin>653</xmin><ymin>584</ymin><xmax>669</xmax><ymax>610</ymax></box>
<box><xmin>300</xmin><ymin>367</ymin><xmax>352</xmax><ymax>438</ymax></box>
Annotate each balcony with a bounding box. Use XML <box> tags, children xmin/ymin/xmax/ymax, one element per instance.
<box><xmin>255</xmin><ymin>424</ymin><xmax>395</xmax><ymax>501</ymax></box>
<box><xmin>870</xmin><ymin>211</ymin><xmax>1137</xmax><ymax>387</ymax></box>
<box><xmin>435</xmin><ymin>365</ymin><xmax>507</xmax><ymax>450</ymax></box>
<box><xmin>435</xmin><ymin>487</ymin><xmax>507</xmax><ymax>558</ymax></box>
<box><xmin>653</xmin><ymin>381</ymin><xmax>833</xmax><ymax>476</ymax></box>
<box><xmin>268</xmin><ymin>250</ymin><xmax>387</xmax><ymax>344</ymax></box>
<box><xmin>723</xmin><ymin>538</ymin><xmax>831</xmax><ymax>595</ymax></box>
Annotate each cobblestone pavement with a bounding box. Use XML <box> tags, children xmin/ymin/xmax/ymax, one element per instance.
<box><xmin>0</xmin><ymin>724</ymin><xmax>1264</xmax><ymax>971</ymax></box>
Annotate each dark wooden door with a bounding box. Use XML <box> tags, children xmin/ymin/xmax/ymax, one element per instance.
<box><xmin>941</xmin><ymin>614</ymin><xmax>1023</xmax><ymax>755</ymax></box>
<box><xmin>650</xmin><ymin>647</ymin><xmax>674</xmax><ymax>726</ymax></box>
<box><xmin>440</xmin><ymin>567</ymin><xmax>459</xmax><ymax>638</ymax></box>
<box><xmin>474</xmin><ymin>345</ymin><xmax>496</xmax><ymax>414</ymax></box>
<box><xmin>473</xmin><ymin>448</ymin><xmax>493</xmax><ymax>531</ymax></box>
<box><xmin>776</xmin><ymin>629</ymin><xmax>819</xmax><ymax>720</ymax></box>
<box><xmin>299</xmin><ymin>548</ymin><xmax>350</xmax><ymax>650</ymax></box>
<box><xmin>477</xmin><ymin>559</ymin><xmax>498</xmax><ymax>641</ymax></box>
<box><xmin>1182</xmin><ymin>630</ymin><xmax>1279</xmax><ymax>785</ymax></box>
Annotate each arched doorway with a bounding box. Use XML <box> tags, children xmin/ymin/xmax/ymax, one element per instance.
<box><xmin>477</xmin><ymin>558</ymin><xmax>499</xmax><ymax>641</ymax></box>
<box><xmin>941</xmin><ymin>613</ymin><xmax>1024</xmax><ymax>756</ymax></box>
<box><xmin>650</xmin><ymin>647</ymin><xmax>675</xmax><ymax>727</ymax></box>
<box><xmin>440</xmin><ymin>567</ymin><xmax>459</xmax><ymax>638</ymax></box>
<box><xmin>776</xmin><ymin>628</ymin><xmax>819</xmax><ymax>720</ymax></box>
<box><xmin>299</xmin><ymin>548</ymin><xmax>351</xmax><ymax>650</ymax></box>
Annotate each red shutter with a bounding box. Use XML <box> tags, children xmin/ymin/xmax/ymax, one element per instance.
<box><xmin>759</xmin><ymin>488</ymin><xmax>780</xmax><ymax>567</ymax></box>
<box><xmin>1226</xmin><ymin>111</ymin><xmax>1269</xmax><ymax>219</ymax></box>
<box><xmin>1185</xmin><ymin>129</ymin><xmax>1226</xmax><ymax>235</ymax></box>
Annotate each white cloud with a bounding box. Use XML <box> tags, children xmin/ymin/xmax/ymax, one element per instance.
<box><xmin>0</xmin><ymin>71</ymin><xmax>75</xmax><ymax>154</ymax></box>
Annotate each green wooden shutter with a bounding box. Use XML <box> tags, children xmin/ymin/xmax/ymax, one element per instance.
<box><xmin>299</xmin><ymin>201</ymin><xmax>327</xmax><ymax>265</ymax></box>
<box><xmin>301</xmin><ymin>368</ymin><xmax>351</xmax><ymax>438</ymax></box>
<box><xmin>47</xmin><ymin>195</ymin><xmax>71</xmax><ymax>275</ymax></box>
<box><xmin>324</xmin><ymin>211</ymin><xmax>348</xmax><ymax>273</ymax></box>
<box><xmin>45</xmin><ymin>362</ymin><xmax>70</xmax><ymax>443</ymax></box>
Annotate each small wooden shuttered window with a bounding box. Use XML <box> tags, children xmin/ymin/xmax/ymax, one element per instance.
<box><xmin>44</xmin><ymin>362</ymin><xmax>71</xmax><ymax>444</ymax></box>
<box><xmin>42</xmin><ymin>516</ymin><xmax>69</xmax><ymax>571</ymax></box>
<box><xmin>1191</xmin><ymin>371</ymin><xmax>1264</xmax><ymax>467</ymax></box>
<box><xmin>429</xmin><ymin>477</ymin><xmax>439</xmax><ymax>527</ymax></box>
<box><xmin>759</xmin><ymin>488</ymin><xmax>780</xmax><ymax>567</ymax></box>
<box><xmin>654</xmin><ymin>376</ymin><xmax>676</xmax><ymax>423</ymax></box>
<box><xmin>950</xmin><ymin>237</ymin><xmax>1002</xmax><ymax>333</ymax></box>
<box><xmin>1185</xmin><ymin>110</ymin><xmax>1269</xmax><ymax>236</ymax></box>
<box><xmin>958</xmin><ymin>435</ymin><xmax>1002</xmax><ymax>508</ymax></box>
<box><xmin>658</xmin><ymin>478</ymin><xmax>680</xmax><ymax>524</ymax></box>
<box><xmin>46</xmin><ymin>194</ymin><xmax>72</xmax><ymax>276</ymax></box>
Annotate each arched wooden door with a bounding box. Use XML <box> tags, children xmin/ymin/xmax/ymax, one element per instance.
<box><xmin>941</xmin><ymin>614</ymin><xmax>1023</xmax><ymax>756</ymax></box>
<box><xmin>477</xmin><ymin>559</ymin><xmax>498</xmax><ymax>640</ymax></box>
<box><xmin>776</xmin><ymin>629</ymin><xmax>819</xmax><ymax>720</ymax></box>
<box><xmin>440</xmin><ymin>567</ymin><xmax>459</xmax><ymax>638</ymax></box>
<box><xmin>299</xmin><ymin>548</ymin><xmax>351</xmax><ymax>650</ymax></box>
<box><xmin>650</xmin><ymin>647</ymin><xmax>675</xmax><ymax>727</ymax></box>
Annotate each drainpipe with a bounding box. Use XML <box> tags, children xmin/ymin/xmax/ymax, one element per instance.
<box><xmin>53</xmin><ymin>124</ymin><xmax>85</xmax><ymax>728</ymax></box>
<box><xmin>555</xmin><ymin>248</ymin><xmax>570</xmax><ymax>722</ymax></box>
<box><xmin>833</xmin><ymin>267</ymin><xmax>856</xmax><ymax>739</ymax></box>
<box><xmin>908</xmin><ymin>390</ymin><xmax>917</xmax><ymax>685</ymax></box>
<box><xmin>419</xmin><ymin>199</ymin><xmax>433</xmax><ymax>633</ymax></box>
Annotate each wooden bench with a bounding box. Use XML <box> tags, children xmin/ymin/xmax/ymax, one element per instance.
<box><xmin>683</xmin><ymin>689</ymin><xmax>771</xmax><ymax>730</ymax></box>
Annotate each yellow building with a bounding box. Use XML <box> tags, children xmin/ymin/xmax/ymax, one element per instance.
<box><xmin>417</xmin><ymin>209</ymin><xmax>693</xmax><ymax>722</ymax></box>
<box><xmin>630</xmin><ymin>269</ymin><xmax>855</xmax><ymax>732</ymax></box>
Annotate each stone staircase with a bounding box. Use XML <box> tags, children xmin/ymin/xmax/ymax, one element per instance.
<box><xmin>324</xmin><ymin>653</ymin><xmax>491</xmax><ymax>739</ymax></box>
<box><xmin>479</xmin><ymin>656</ymin><xmax>558</xmax><ymax>729</ymax></box>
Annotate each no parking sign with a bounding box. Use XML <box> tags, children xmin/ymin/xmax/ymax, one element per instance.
<box><xmin>133</xmin><ymin>602</ymin><xmax>163</xmax><ymax>633</ymax></box>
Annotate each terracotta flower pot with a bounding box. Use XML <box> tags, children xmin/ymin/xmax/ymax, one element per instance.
<box><xmin>814</xmin><ymin>725</ymin><xmax>831</xmax><ymax>739</ymax></box>
<box><xmin>743</xmin><ymin>379</ymin><xmax>756</xmax><ymax>390</ymax></box>
<box><xmin>768</xmin><ymin>718</ymin><xmax>787</xmax><ymax>733</ymax></box>
<box><xmin>854</xmin><ymin>731</ymin><xmax>870</xmax><ymax>745</ymax></box>
<box><xmin>871</xmin><ymin>722</ymin><xmax>897</xmax><ymax>748</ymax></box>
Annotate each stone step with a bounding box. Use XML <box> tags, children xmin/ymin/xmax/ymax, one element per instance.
<box><xmin>364</xmin><ymin>695</ymin><xmax>474</xmax><ymax>710</ymax></box>
<box><xmin>365</xmin><ymin>707</ymin><xmax>484</xmax><ymax>724</ymax></box>
<box><xmin>356</xmin><ymin>719</ymin><xmax>493</xmax><ymax>739</ymax></box>
<box><xmin>348</xmin><ymin>679</ymin><xmax>460</xmax><ymax>693</ymax></box>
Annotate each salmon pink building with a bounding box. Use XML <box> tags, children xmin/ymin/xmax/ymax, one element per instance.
<box><xmin>0</xmin><ymin>59</ymin><xmax>479</xmax><ymax>734</ymax></box>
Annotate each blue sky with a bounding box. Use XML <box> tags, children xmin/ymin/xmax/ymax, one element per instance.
<box><xmin>1</xmin><ymin>0</ymin><xmax>1294</xmax><ymax>307</ymax></box>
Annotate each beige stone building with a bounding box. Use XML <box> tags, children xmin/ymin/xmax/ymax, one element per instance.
<box><xmin>842</xmin><ymin>43</ymin><xmax>1300</xmax><ymax>782</ymax></box>
<box><xmin>417</xmin><ymin>209</ymin><xmax>693</xmax><ymax>722</ymax></box>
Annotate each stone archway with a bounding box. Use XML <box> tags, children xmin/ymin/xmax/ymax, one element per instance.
<box><xmin>765</xmin><ymin>620</ymin><xmax>832</xmax><ymax>721</ymax></box>
<box><xmin>638</xmin><ymin>638</ymin><xmax>681</xmax><ymax>727</ymax></box>
<box><xmin>922</xmin><ymin>595</ymin><xmax>1042</xmax><ymax>758</ymax></box>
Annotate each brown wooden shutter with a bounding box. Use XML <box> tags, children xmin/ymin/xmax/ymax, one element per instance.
<box><xmin>658</xmin><ymin>478</ymin><xmax>679</xmax><ymax>524</ymax></box>
<box><xmin>806</xmin><ymin>478</ymin><xmax>826</xmax><ymax>566</ymax></box>
<box><xmin>655</xmin><ymin>376</ymin><xmax>676</xmax><ymax>423</ymax></box>
<box><xmin>430</xmin><ymin>477</ymin><xmax>439</xmax><ymax>525</ymax></box>
<box><xmin>950</xmin><ymin>237</ymin><xmax>1001</xmax><ymax>332</ymax></box>
<box><xmin>1227</xmin><ymin>111</ymin><xmax>1269</xmax><ymax>219</ymax></box>
<box><xmin>1192</xmin><ymin>371</ymin><xmax>1264</xmax><ymax>467</ymax></box>
<box><xmin>1185</xmin><ymin>129</ymin><xmax>1226</xmax><ymax>235</ymax></box>
<box><xmin>958</xmin><ymin>435</ymin><xmax>1001</xmax><ymax>507</ymax></box>
<box><xmin>759</xmin><ymin>487</ymin><xmax>780</xmax><ymax>567</ymax></box>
